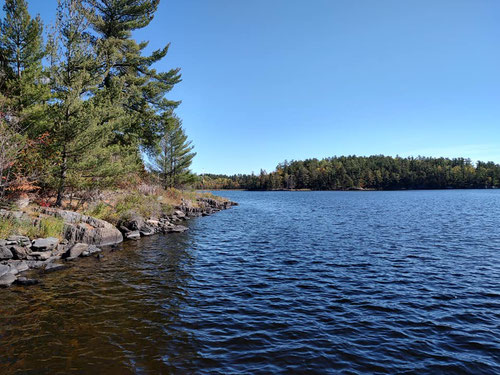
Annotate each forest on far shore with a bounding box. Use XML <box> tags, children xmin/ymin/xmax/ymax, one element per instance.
<box><xmin>196</xmin><ymin>155</ymin><xmax>500</xmax><ymax>191</ymax></box>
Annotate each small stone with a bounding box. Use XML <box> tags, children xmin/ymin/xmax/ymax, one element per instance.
<box><xmin>125</xmin><ymin>231</ymin><xmax>140</xmax><ymax>240</ymax></box>
<box><xmin>25</xmin><ymin>260</ymin><xmax>46</xmax><ymax>269</ymax></box>
<box><xmin>146</xmin><ymin>219</ymin><xmax>160</xmax><ymax>227</ymax></box>
<box><xmin>0</xmin><ymin>246</ymin><xmax>13</xmax><ymax>260</ymax></box>
<box><xmin>0</xmin><ymin>273</ymin><xmax>16</xmax><ymax>287</ymax></box>
<box><xmin>6</xmin><ymin>235</ymin><xmax>31</xmax><ymax>246</ymax></box>
<box><xmin>173</xmin><ymin>210</ymin><xmax>186</xmax><ymax>219</ymax></box>
<box><xmin>10</xmin><ymin>245</ymin><xmax>31</xmax><ymax>260</ymax></box>
<box><xmin>66</xmin><ymin>243</ymin><xmax>88</xmax><ymax>259</ymax></box>
<box><xmin>139</xmin><ymin>225</ymin><xmax>155</xmax><ymax>236</ymax></box>
<box><xmin>10</xmin><ymin>260</ymin><xmax>29</xmax><ymax>273</ymax></box>
<box><xmin>31</xmin><ymin>237</ymin><xmax>59</xmax><ymax>252</ymax></box>
<box><xmin>87</xmin><ymin>245</ymin><xmax>102</xmax><ymax>255</ymax></box>
<box><xmin>30</xmin><ymin>251</ymin><xmax>52</xmax><ymax>261</ymax></box>
<box><xmin>7</xmin><ymin>264</ymin><xmax>19</xmax><ymax>275</ymax></box>
<box><xmin>170</xmin><ymin>225</ymin><xmax>189</xmax><ymax>233</ymax></box>
<box><xmin>0</xmin><ymin>264</ymin><xmax>10</xmax><ymax>277</ymax></box>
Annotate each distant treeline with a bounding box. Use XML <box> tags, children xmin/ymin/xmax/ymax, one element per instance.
<box><xmin>196</xmin><ymin>156</ymin><xmax>500</xmax><ymax>190</ymax></box>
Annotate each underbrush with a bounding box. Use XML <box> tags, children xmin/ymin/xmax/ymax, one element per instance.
<box><xmin>0</xmin><ymin>216</ymin><xmax>64</xmax><ymax>239</ymax></box>
<box><xmin>84</xmin><ymin>187</ymin><xmax>224</xmax><ymax>225</ymax></box>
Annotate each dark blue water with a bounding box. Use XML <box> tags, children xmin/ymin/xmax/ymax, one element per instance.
<box><xmin>1</xmin><ymin>190</ymin><xmax>499</xmax><ymax>374</ymax></box>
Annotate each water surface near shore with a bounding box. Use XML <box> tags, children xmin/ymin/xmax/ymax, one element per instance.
<box><xmin>1</xmin><ymin>190</ymin><xmax>499</xmax><ymax>374</ymax></box>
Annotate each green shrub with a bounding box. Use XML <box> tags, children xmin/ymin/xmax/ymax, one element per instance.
<box><xmin>85</xmin><ymin>201</ymin><xmax>113</xmax><ymax>221</ymax></box>
<box><xmin>0</xmin><ymin>216</ymin><xmax>64</xmax><ymax>240</ymax></box>
<box><xmin>36</xmin><ymin>217</ymin><xmax>65</xmax><ymax>239</ymax></box>
<box><xmin>0</xmin><ymin>217</ymin><xmax>17</xmax><ymax>239</ymax></box>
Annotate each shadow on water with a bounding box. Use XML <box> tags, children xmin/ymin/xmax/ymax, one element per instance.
<box><xmin>0</xmin><ymin>230</ymin><xmax>202</xmax><ymax>374</ymax></box>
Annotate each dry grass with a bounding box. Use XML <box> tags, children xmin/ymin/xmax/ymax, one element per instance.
<box><xmin>0</xmin><ymin>216</ymin><xmax>64</xmax><ymax>240</ymax></box>
<box><xmin>84</xmin><ymin>186</ymin><xmax>229</xmax><ymax>225</ymax></box>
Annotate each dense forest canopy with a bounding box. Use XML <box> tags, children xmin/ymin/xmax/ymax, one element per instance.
<box><xmin>195</xmin><ymin>155</ymin><xmax>500</xmax><ymax>191</ymax></box>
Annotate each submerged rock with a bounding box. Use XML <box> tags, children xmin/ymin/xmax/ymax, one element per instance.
<box><xmin>44</xmin><ymin>263</ymin><xmax>68</xmax><ymax>273</ymax></box>
<box><xmin>169</xmin><ymin>225</ymin><xmax>189</xmax><ymax>233</ymax></box>
<box><xmin>24</xmin><ymin>260</ymin><xmax>46</xmax><ymax>269</ymax></box>
<box><xmin>15</xmin><ymin>277</ymin><xmax>39</xmax><ymax>286</ymax></box>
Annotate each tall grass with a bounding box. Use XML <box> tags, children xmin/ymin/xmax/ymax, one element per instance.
<box><xmin>0</xmin><ymin>216</ymin><xmax>64</xmax><ymax>239</ymax></box>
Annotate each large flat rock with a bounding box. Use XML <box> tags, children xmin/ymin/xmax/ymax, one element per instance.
<box><xmin>39</xmin><ymin>208</ymin><xmax>123</xmax><ymax>246</ymax></box>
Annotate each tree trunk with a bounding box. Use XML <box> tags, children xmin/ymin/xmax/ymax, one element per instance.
<box><xmin>55</xmin><ymin>147</ymin><xmax>67</xmax><ymax>207</ymax></box>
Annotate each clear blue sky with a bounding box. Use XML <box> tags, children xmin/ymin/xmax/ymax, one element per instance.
<box><xmin>23</xmin><ymin>0</ymin><xmax>500</xmax><ymax>174</ymax></box>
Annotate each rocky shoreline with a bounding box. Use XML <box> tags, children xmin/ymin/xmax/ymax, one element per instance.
<box><xmin>0</xmin><ymin>197</ymin><xmax>237</xmax><ymax>287</ymax></box>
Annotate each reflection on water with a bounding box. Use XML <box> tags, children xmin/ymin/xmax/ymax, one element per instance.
<box><xmin>1</xmin><ymin>190</ymin><xmax>499</xmax><ymax>374</ymax></box>
<box><xmin>1</xmin><ymin>234</ymin><xmax>202</xmax><ymax>374</ymax></box>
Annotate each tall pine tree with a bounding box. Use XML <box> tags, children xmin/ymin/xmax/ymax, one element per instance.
<box><xmin>48</xmin><ymin>0</ymin><xmax>115</xmax><ymax>205</ymax></box>
<box><xmin>83</xmin><ymin>0</ymin><xmax>181</xmax><ymax>152</ymax></box>
<box><xmin>148</xmin><ymin>114</ymin><xmax>196</xmax><ymax>188</ymax></box>
<box><xmin>0</xmin><ymin>0</ymin><xmax>48</xmax><ymax>133</ymax></box>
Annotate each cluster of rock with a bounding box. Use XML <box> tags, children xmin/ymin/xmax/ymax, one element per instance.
<box><xmin>0</xmin><ymin>196</ymin><xmax>237</xmax><ymax>287</ymax></box>
<box><xmin>118</xmin><ymin>197</ymin><xmax>238</xmax><ymax>240</ymax></box>
<box><xmin>0</xmin><ymin>235</ymin><xmax>103</xmax><ymax>287</ymax></box>
<box><xmin>0</xmin><ymin>208</ymin><xmax>124</xmax><ymax>287</ymax></box>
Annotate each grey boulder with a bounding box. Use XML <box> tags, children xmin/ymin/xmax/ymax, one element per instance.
<box><xmin>31</xmin><ymin>237</ymin><xmax>59</xmax><ymax>252</ymax></box>
<box><xmin>9</xmin><ymin>260</ymin><xmax>29</xmax><ymax>273</ymax></box>
<box><xmin>30</xmin><ymin>251</ymin><xmax>52</xmax><ymax>261</ymax></box>
<box><xmin>10</xmin><ymin>245</ymin><xmax>31</xmax><ymax>260</ymax></box>
<box><xmin>6</xmin><ymin>235</ymin><xmax>31</xmax><ymax>247</ymax></box>
<box><xmin>65</xmin><ymin>243</ymin><xmax>88</xmax><ymax>259</ymax></box>
<box><xmin>39</xmin><ymin>208</ymin><xmax>123</xmax><ymax>246</ymax></box>
<box><xmin>0</xmin><ymin>246</ymin><xmax>13</xmax><ymax>260</ymax></box>
<box><xmin>0</xmin><ymin>264</ymin><xmax>10</xmax><ymax>277</ymax></box>
<box><xmin>0</xmin><ymin>273</ymin><xmax>16</xmax><ymax>287</ymax></box>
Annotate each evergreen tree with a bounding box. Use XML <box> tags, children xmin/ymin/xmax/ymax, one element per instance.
<box><xmin>0</xmin><ymin>0</ymin><xmax>48</xmax><ymax>132</ymax></box>
<box><xmin>148</xmin><ymin>114</ymin><xmax>196</xmax><ymax>188</ymax></box>
<box><xmin>83</xmin><ymin>0</ymin><xmax>181</xmax><ymax>152</ymax></box>
<box><xmin>47</xmin><ymin>0</ymin><xmax>116</xmax><ymax>205</ymax></box>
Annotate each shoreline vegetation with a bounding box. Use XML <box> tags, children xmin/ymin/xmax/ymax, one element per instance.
<box><xmin>0</xmin><ymin>0</ymin><xmax>242</xmax><ymax>289</ymax></box>
<box><xmin>195</xmin><ymin>155</ymin><xmax>500</xmax><ymax>191</ymax></box>
<box><xmin>0</xmin><ymin>187</ymin><xmax>237</xmax><ymax>287</ymax></box>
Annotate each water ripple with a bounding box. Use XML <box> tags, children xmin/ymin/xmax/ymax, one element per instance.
<box><xmin>0</xmin><ymin>190</ymin><xmax>499</xmax><ymax>374</ymax></box>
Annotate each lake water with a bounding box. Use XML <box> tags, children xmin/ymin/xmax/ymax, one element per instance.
<box><xmin>1</xmin><ymin>190</ymin><xmax>499</xmax><ymax>374</ymax></box>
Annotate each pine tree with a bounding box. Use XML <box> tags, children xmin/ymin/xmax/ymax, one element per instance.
<box><xmin>47</xmin><ymin>0</ymin><xmax>115</xmax><ymax>205</ymax></box>
<box><xmin>0</xmin><ymin>0</ymin><xmax>48</xmax><ymax>132</ymax></box>
<box><xmin>148</xmin><ymin>114</ymin><xmax>196</xmax><ymax>188</ymax></box>
<box><xmin>83</xmin><ymin>0</ymin><xmax>181</xmax><ymax>152</ymax></box>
